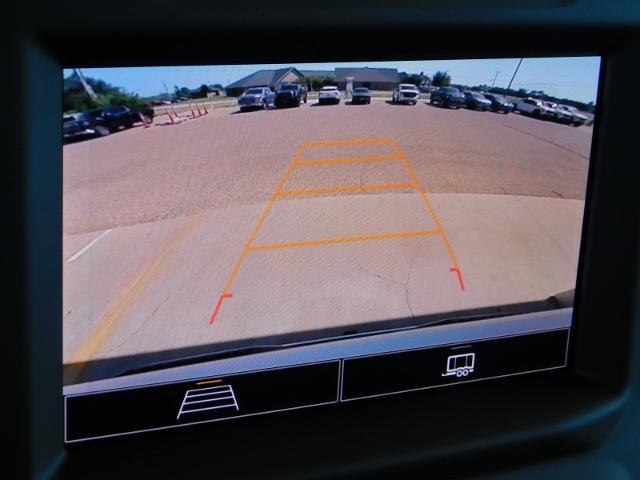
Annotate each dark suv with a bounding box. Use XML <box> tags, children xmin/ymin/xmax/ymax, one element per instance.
<box><xmin>274</xmin><ymin>84</ymin><xmax>307</xmax><ymax>108</ymax></box>
<box><xmin>482</xmin><ymin>93</ymin><xmax>515</xmax><ymax>113</ymax></box>
<box><xmin>429</xmin><ymin>87</ymin><xmax>463</xmax><ymax>108</ymax></box>
<box><xmin>63</xmin><ymin>105</ymin><xmax>154</xmax><ymax>141</ymax></box>
<box><xmin>462</xmin><ymin>91</ymin><xmax>492</xmax><ymax>111</ymax></box>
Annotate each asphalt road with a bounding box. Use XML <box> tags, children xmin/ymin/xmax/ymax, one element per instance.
<box><xmin>63</xmin><ymin>99</ymin><xmax>593</xmax><ymax>384</ymax></box>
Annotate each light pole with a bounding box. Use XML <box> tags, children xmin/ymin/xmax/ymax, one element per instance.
<box><xmin>507</xmin><ymin>58</ymin><xmax>523</xmax><ymax>90</ymax></box>
<box><xmin>491</xmin><ymin>71</ymin><xmax>500</xmax><ymax>88</ymax></box>
<box><xmin>74</xmin><ymin>68</ymin><xmax>97</xmax><ymax>100</ymax></box>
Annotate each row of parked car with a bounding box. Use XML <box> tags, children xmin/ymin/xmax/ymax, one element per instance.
<box><xmin>238</xmin><ymin>85</ymin><xmax>306</xmax><ymax>110</ymax></box>
<box><xmin>514</xmin><ymin>97</ymin><xmax>592</xmax><ymax>125</ymax></box>
<box><xmin>237</xmin><ymin>84</ymin><xmax>377</xmax><ymax>110</ymax></box>
<box><xmin>428</xmin><ymin>86</ymin><xmax>591</xmax><ymax>126</ymax></box>
<box><xmin>64</xmin><ymin>85</ymin><xmax>590</xmax><ymax>143</ymax></box>
<box><xmin>237</xmin><ymin>83</ymin><xmax>591</xmax><ymax>126</ymax></box>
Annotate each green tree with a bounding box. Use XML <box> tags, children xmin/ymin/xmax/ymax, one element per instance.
<box><xmin>308</xmin><ymin>76</ymin><xmax>336</xmax><ymax>91</ymax></box>
<box><xmin>189</xmin><ymin>84</ymin><xmax>210</xmax><ymax>99</ymax></box>
<box><xmin>173</xmin><ymin>86</ymin><xmax>192</xmax><ymax>100</ymax></box>
<box><xmin>63</xmin><ymin>72</ymin><xmax>148</xmax><ymax>113</ymax></box>
<box><xmin>432</xmin><ymin>71</ymin><xmax>452</xmax><ymax>87</ymax></box>
<box><xmin>400</xmin><ymin>74</ymin><xmax>423</xmax><ymax>86</ymax></box>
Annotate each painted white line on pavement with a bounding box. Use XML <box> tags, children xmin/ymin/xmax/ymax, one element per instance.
<box><xmin>66</xmin><ymin>229</ymin><xmax>113</xmax><ymax>263</ymax></box>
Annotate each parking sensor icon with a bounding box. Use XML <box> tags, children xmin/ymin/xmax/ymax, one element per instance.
<box><xmin>176</xmin><ymin>383</ymin><xmax>239</xmax><ymax>420</ymax></box>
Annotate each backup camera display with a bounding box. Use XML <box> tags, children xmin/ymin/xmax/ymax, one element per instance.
<box><xmin>63</xmin><ymin>57</ymin><xmax>599</xmax><ymax>386</ymax></box>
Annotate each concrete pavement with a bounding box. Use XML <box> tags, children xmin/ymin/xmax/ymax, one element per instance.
<box><xmin>64</xmin><ymin>192</ymin><xmax>584</xmax><ymax>383</ymax></box>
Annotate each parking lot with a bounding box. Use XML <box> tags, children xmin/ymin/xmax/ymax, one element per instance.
<box><xmin>63</xmin><ymin>98</ymin><xmax>592</xmax><ymax>384</ymax></box>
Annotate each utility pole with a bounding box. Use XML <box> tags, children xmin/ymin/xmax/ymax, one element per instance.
<box><xmin>507</xmin><ymin>58</ymin><xmax>523</xmax><ymax>90</ymax></box>
<box><xmin>74</xmin><ymin>68</ymin><xmax>97</xmax><ymax>100</ymax></box>
<box><xmin>491</xmin><ymin>71</ymin><xmax>500</xmax><ymax>88</ymax></box>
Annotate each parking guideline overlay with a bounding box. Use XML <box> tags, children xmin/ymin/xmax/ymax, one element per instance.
<box><xmin>209</xmin><ymin>137</ymin><xmax>464</xmax><ymax>325</ymax></box>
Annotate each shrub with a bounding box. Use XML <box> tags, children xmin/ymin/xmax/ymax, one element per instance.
<box><xmin>432</xmin><ymin>71</ymin><xmax>452</xmax><ymax>87</ymax></box>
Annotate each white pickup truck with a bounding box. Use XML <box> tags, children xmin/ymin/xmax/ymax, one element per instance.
<box><xmin>392</xmin><ymin>83</ymin><xmax>421</xmax><ymax>105</ymax></box>
<box><xmin>515</xmin><ymin>98</ymin><xmax>556</xmax><ymax>118</ymax></box>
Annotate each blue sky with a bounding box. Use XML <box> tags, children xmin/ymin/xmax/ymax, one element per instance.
<box><xmin>64</xmin><ymin>56</ymin><xmax>601</xmax><ymax>103</ymax></box>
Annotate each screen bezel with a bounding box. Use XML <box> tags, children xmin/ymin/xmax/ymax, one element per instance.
<box><xmin>17</xmin><ymin>19</ymin><xmax>640</xmax><ymax>478</ymax></box>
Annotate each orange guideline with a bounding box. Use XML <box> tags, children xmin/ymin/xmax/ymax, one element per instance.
<box><xmin>209</xmin><ymin>138</ymin><xmax>464</xmax><ymax>326</ymax></box>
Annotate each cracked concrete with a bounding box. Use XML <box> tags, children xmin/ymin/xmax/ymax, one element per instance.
<box><xmin>352</xmin><ymin>252</ymin><xmax>416</xmax><ymax>318</ymax></box>
<box><xmin>103</xmin><ymin>293</ymin><xmax>171</xmax><ymax>355</ymax></box>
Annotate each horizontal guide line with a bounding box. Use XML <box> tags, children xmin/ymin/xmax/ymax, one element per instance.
<box><xmin>180</xmin><ymin>404</ymin><xmax>239</xmax><ymax>415</ymax></box>
<box><xmin>184</xmin><ymin>396</ymin><xmax>235</xmax><ymax>405</ymax></box>
<box><xmin>185</xmin><ymin>385</ymin><xmax>231</xmax><ymax>394</ymax></box>
<box><xmin>278</xmin><ymin>182</ymin><xmax>417</xmax><ymax>197</ymax></box>
<box><xmin>303</xmin><ymin>138</ymin><xmax>395</xmax><ymax>148</ymax></box>
<box><xmin>293</xmin><ymin>155</ymin><xmax>401</xmax><ymax>166</ymax></box>
<box><xmin>249</xmin><ymin>230</ymin><xmax>441</xmax><ymax>251</ymax></box>
<box><xmin>196</xmin><ymin>379</ymin><xmax>222</xmax><ymax>385</ymax></box>
<box><xmin>186</xmin><ymin>390</ymin><xmax>234</xmax><ymax>399</ymax></box>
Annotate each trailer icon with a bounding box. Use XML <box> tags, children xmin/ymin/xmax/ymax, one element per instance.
<box><xmin>442</xmin><ymin>353</ymin><xmax>475</xmax><ymax>377</ymax></box>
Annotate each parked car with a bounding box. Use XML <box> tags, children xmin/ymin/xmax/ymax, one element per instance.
<box><xmin>429</xmin><ymin>87</ymin><xmax>464</xmax><ymax>108</ymax></box>
<box><xmin>392</xmin><ymin>84</ymin><xmax>421</xmax><ymax>105</ymax></box>
<box><xmin>582</xmin><ymin>111</ymin><xmax>595</xmax><ymax>126</ymax></box>
<box><xmin>546</xmin><ymin>102</ymin><xmax>573</xmax><ymax>123</ymax></box>
<box><xmin>351</xmin><ymin>87</ymin><xmax>372</xmax><ymax>105</ymax></box>
<box><xmin>515</xmin><ymin>98</ymin><xmax>555</xmax><ymax>118</ymax></box>
<box><xmin>318</xmin><ymin>86</ymin><xmax>341</xmax><ymax>105</ymax></box>
<box><xmin>482</xmin><ymin>93</ymin><xmax>514</xmax><ymax>113</ymax></box>
<box><xmin>553</xmin><ymin>104</ymin><xmax>590</xmax><ymax>126</ymax></box>
<box><xmin>62</xmin><ymin>105</ymin><xmax>154</xmax><ymax>141</ymax></box>
<box><xmin>542</xmin><ymin>101</ymin><xmax>560</xmax><ymax>116</ymax></box>
<box><xmin>238</xmin><ymin>87</ymin><xmax>274</xmax><ymax>111</ymax></box>
<box><xmin>274</xmin><ymin>84</ymin><xmax>307</xmax><ymax>108</ymax></box>
<box><xmin>462</xmin><ymin>91</ymin><xmax>492</xmax><ymax>111</ymax></box>
<box><xmin>63</xmin><ymin>112</ymin><xmax>113</xmax><ymax>140</ymax></box>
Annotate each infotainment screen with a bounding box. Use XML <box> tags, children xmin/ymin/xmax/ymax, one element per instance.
<box><xmin>63</xmin><ymin>56</ymin><xmax>600</xmax><ymax>442</ymax></box>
